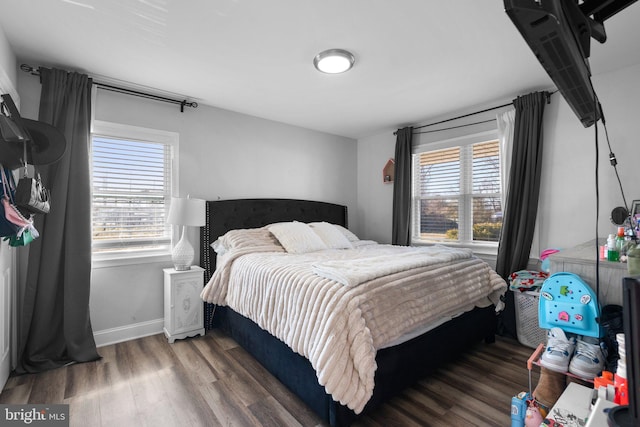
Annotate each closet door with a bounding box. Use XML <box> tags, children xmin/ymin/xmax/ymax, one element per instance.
<box><xmin>0</xmin><ymin>245</ymin><xmax>16</xmax><ymax>391</ymax></box>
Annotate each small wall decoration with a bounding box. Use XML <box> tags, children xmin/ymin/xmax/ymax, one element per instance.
<box><xmin>382</xmin><ymin>158</ymin><xmax>395</xmax><ymax>184</ymax></box>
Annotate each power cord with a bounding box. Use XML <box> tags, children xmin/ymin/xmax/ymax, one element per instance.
<box><xmin>594</xmin><ymin>96</ymin><xmax>631</xmax><ymax>331</ymax></box>
<box><xmin>595</xmin><ymin>99</ymin><xmax>601</xmax><ymax>309</ymax></box>
<box><xmin>601</xmin><ymin>108</ymin><xmax>631</xmax><ymax>214</ymax></box>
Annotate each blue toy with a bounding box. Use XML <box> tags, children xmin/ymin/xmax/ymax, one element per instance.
<box><xmin>538</xmin><ymin>272</ymin><xmax>602</xmax><ymax>338</ymax></box>
<box><xmin>511</xmin><ymin>391</ymin><xmax>530</xmax><ymax>427</ymax></box>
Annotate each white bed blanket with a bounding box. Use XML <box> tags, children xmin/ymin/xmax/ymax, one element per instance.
<box><xmin>312</xmin><ymin>245</ymin><xmax>474</xmax><ymax>286</ymax></box>
<box><xmin>201</xmin><ymin>243</ymin><xmax>507</xmax><ymax>414</ymax></box>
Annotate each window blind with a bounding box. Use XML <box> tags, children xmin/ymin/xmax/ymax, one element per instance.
<box><xmin>413</xmin><ymin>139</ymin><xmax>501</xmax><ymax>243</ymax></box>
<box><xmin>91</xmin><ymin>136</ymin><xmax>172</xmax><ymax>252</ymax></box>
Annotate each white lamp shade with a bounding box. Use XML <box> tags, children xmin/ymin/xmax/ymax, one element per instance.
<box><xmin>166</xmin><ymin>197</ymin><xmax>205</xmax><ymax>227</ymax></box>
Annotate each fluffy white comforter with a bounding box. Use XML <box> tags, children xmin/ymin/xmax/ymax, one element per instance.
<box><xmin>201</xmin><ymin>242</ymin><xmax>506</xmax><ymax>414</ymax></box>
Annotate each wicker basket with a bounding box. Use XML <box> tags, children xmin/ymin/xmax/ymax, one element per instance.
<box><xmin>514</xmin><ymin>290</ymin><xmax>547</xmax><ymax>348</ymax></box>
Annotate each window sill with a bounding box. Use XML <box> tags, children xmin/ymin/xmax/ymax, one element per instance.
<box><xmin>411</xmin><ymin>239</ymin><xmax>498</xmax><ymax>257</ymax></box>
<box><xmin>92</xmin><ymin>252</ymin><xmax>172</xmax><ymax>269</ymax></box>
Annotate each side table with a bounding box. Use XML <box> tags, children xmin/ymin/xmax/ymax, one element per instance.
<box><xmin>163</xmin><ymin>266</ymin><xmax>205</xmax><ymax>343</ymax></box>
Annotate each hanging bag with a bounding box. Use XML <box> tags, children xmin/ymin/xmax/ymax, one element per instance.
<box><xmin>2</xmin><ymin>196</ymin><xmax>31</xmax><ymax>228</ymax></box>
<box><xmin>0</xmin><ymin>166</ymin><xmax>21</xmax><ymax>236</ymax></box>
<box><xmin>5</xmin><ymin>227</ymin><xmax>36</xmax><ymax>247</ymax></box>
<box><xmin>15</xmin><ymin>141</ymin><xmax>51</xmax><ymax>215</ymax></box>
<box><xmin>0</xmin><ymin>166</ymin><xmax>37</xmax><ymax>245</ymax></box>
<box><xmin>15</xmin><ymin>172</ymin><xmax>50</xmax><ymax>214</ymax></box>
<box><xmin>0</xmin><ymin>192</ymin><xmax>20</xmax><ymax>237</ymax></box>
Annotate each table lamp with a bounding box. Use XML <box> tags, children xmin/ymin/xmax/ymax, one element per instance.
<box><xmin>166</xmin><ymin>196</ymin><xmax>205</xmax><ymax>270</ymax></box>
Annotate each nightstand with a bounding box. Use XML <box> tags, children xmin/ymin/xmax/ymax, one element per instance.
<box><xmin>163</xmin><ymin>266</ymin><xmax>205</xmax><ymax>343</ymax></box>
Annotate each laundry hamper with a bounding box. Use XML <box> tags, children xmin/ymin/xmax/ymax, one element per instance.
<box><xmin>514</xmin><ymin>290</ymin><xmax>547</xmax><ymax>348</ymax></box>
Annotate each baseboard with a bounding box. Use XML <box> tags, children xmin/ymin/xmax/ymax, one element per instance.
<box><xmin>93</xmin><ymin>318</ymin><xmax>164</xmax><ymax>347</ymax></box>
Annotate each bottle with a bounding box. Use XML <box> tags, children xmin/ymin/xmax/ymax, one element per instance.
<box><xmin>615</xmin><ymin>333</ymin><xmax>628</xmax><ymax>405</ymax></box>
<box><xmin>608</xmin><ymin>234</ymin><xmax>619</xmax><ymax>262</ymax></box>
<box><xmin>616</xmin><ymin>227</ymin><xmax>625</xmax><ymax>254</ymax></box>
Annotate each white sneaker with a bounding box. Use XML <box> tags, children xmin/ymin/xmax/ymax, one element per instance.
<box><xmin>540</xmin><ymin>327</ymin><xmax>576</xmax><ymax>373</ymax></box>
<box><xmin>569</xmin><ymin>336</ymin><xmax>607</xmax><ymax>379</ymax></box>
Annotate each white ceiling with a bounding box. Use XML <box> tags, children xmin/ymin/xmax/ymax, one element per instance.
<box><xmin>1</xmin><ymin>0</ymin><xmax>639</xmax><ymax>139</ymax></box>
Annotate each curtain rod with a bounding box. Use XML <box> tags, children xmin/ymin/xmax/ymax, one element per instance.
<box><xmin>394</xmin><ymin>91</ymin><xmax>555</xmax><ymax>135</ymax></box>
<box><xmin>20</xmin><ymin>64</ymin><xmax>198</xmax><ymax>112</ymax></box>
<box><xmin>413</xmin><ymin>118</ymin><xmax>497</xmax><ymax>135</ymax></box>
<box><xmin>393</xmin><ymin>102</ymin><xmax>511</xmax><ymax>136</ymax></box>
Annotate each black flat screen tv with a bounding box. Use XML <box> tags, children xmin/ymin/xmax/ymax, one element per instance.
<box><xmin>504</xmin><ymin>0</ymin><xmax>637</xmax><ymax>128</ymax></box>
<box><xmin>504</xmin><ymin>0</ymin><xmax>600</xmax><ymax>127</ymax></box>
<box><xmin>608</xmin><ymin>277</ymin><xmax>640</xmax><ymax>426</ymax></box>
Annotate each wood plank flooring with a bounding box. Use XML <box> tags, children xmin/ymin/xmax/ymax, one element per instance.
<box><xmin>0</xmin><ymin>331</ymin><xmax>539</xmax><ymax>426</ymax></box>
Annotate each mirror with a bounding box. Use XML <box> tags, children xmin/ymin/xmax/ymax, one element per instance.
<box><xmin>611</xmin><ymin>206</ymin><xmax>629</xmax><ymax>226</ymax></box>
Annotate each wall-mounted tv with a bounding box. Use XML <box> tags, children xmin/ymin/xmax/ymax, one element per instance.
<box><xmin>504</xmin><ymin>0</ymin><xmax>637</xmax><ymax>128</ymax></box>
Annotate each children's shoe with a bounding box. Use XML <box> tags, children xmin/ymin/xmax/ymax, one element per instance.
<box><xmin>568</xmin><ymin>336</ymin><xmax>607</xmax><ymax>379</ymax></box>
<box><xmin>540</xmin><ymin>327</ymin><xmax>576</xmax><ymax>373</ymax></box>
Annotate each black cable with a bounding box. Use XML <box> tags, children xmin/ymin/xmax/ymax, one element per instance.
<box><xmin>601</xmin><ymin>117</ymin><xmax>630</xmax><ymax>216</ymax></box>
<box><xmin>594</xmin><ymin>98</ymin><xmax>600</xmax><ymax>307</ymax></box>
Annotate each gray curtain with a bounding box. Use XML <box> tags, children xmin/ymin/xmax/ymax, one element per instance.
<box><xmin>392</xmin><ymin>127</ymin><xmax>413</xmax><ymax>245</ymax></box>
<box><xmin>495</xmin><ymin>91</ymin><xmax>548</xmax><ymax>338</ymax></box>
<box><xmin>17</xmin><ymin>68</ymin><xmax>100</xmax><ymax>373</ymax></box>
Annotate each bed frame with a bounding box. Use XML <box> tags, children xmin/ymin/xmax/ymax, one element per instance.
<box><xmin>200</xmin><ymin>198</ymin><xmax>497</xmax><ymax>426</ymax></box>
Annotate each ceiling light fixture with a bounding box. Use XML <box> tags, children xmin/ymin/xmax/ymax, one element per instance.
<box><xmin>313</xmin><ymin>49</ymin><xmax>355</xmax><ymax>74</ymax></box>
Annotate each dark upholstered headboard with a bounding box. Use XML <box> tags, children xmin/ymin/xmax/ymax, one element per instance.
<box><xmin>199</xmin><ymin>198</ymin><xmax>348</xmax><ymax>282</ymax></box>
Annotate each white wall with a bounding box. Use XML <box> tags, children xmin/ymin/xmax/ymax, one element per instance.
<box><xmin>355</xmin><ymin>129</ymin><xmax>396</xmax><ymax>243</ymax></box>
<box><xmin>356</xmin><ymin>63</ymin><xmax>640</xmax><ymax>259</ymax></box>
<box><xmin>537</xmin><ymin>63</ymin><xmax>640</xmax><ymax>251</ymax></box>
<box><xmin>17</xmin><ymin>75</ymin><xmax>357</xmax><ymax>345</ymax></box>
<box><xmin>0</xmin><ymin>25</ymin><xmax>17</xmax><ymax>104</ymax></box>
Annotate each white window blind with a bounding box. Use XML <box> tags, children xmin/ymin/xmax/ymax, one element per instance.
<box><xmin>413</xmin><ymin>138</ymin><xmax>502</xmax><ymax>244</ymax></box>
<box><xmin>91</xmin><ymin>122</ymin><xmax>176</xmax><ymax>255</ymax></box>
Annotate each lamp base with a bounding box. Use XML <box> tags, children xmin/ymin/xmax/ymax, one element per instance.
<box><xmin>171</xmin><ymin>226</ymin><xmax>194</xmax><ymax>271</ymax></box>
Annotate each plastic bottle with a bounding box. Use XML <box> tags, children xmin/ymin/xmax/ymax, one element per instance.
<box><xmin>616</xmin><ymin>227</ymin><xmax>626</xmax><ymax>254</ymax></box>
<box><xmin>608</xmin><ymin>234</ymin><xmax>619</xmax><ymax>262</ymax></box>
<box><xmin>615</xmin><ymin>334</ymin><xmax>629</xmax><ymax>405</ymax></box>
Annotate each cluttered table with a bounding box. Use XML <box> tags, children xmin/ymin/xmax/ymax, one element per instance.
<box><xmin>548</xmin><ymin>239</ymin><xmax>629</xmax><ymax>306</ymax></box>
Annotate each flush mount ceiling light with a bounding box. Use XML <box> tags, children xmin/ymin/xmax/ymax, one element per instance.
<box><xmin>313</xmin><ymin>49</ymin><xmax>355</xmax><ymax>74</ymax></box>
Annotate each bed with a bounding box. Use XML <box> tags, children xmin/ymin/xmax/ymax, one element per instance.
<box><xmin>199</xmin><ymin>198</ymin><xmax>506</xmax><ymax>426</ymax></box>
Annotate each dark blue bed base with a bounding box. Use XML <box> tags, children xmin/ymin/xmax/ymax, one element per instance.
<box><xmin>200</xmin><ymin>199</ymin><xmax>497</xmax><ymax>426</ymax></box>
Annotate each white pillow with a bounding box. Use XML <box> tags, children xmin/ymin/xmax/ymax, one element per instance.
<box><xmin>211</xmin><ymin>239</ymin><xmax>227</xmax><ymax>255</ymax></box>
<box><xmin>211</xmin><ymin>227</ymin><xmax>284</xmax><ymax>255</ymax></box>
<box><xmin>309</xmin><ymin>222</ymin><xmax>353</xmax><ymax>249</ymax></box>
<box><xmin>333</xmin><ymin>224</ymin><xmax>360</xmax><ymax>242</ymax></box>
<box><xmin>268</xmin><ymin>222</ymin><xmax>328</xmax><ymax>254</ymax></box>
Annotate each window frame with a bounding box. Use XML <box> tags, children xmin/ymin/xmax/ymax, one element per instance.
<box><xmin>90</xmin><ymin>120</ymin><xmax>179</xmax><ymax>268</ymax></box>
<box><xmin>411</xmin><ymin>129</ymin><xmax>501</xmax><ymax>254</ymax></box>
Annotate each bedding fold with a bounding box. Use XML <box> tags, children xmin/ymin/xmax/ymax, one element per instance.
<box><xmin>311</xmin><ymin>245</ymin><xmax>473</xmax><ymax>286</ymax></box>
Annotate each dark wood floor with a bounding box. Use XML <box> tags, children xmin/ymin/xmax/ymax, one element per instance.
<box><xmin>0</xmin><ymin>331</ymin><xmax>539</xmax><ymax>426</ymax></box>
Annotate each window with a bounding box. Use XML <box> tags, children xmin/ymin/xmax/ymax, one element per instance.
<box><xmin>412</xmin><ymin>132</ymin><xmax>502</xmax><ymax>246</ymax></box>
<box><xmin>91</xmin><ymin>121</ymin><xmax>177</xmax><ymax>258</ymax></box>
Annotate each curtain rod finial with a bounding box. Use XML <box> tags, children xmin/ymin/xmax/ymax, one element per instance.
<box><xmin>20</xmin><ymin>64</ymin><xmax>39</xmax><ymax>76</ymax></box>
